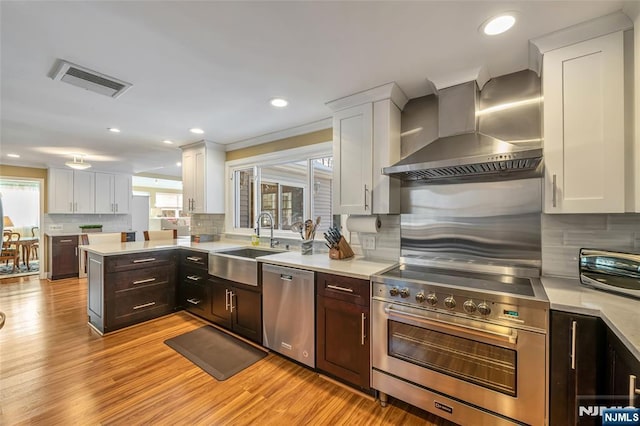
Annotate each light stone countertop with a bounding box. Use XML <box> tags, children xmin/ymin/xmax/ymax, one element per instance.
<box><xmin>257</xmin><ymin>251</ymin><xmax>396</xmax><ymax>280</ymax></box>
<box><xmin>79</xmin><ymin>239</ymin><xmax>395</xmax><ymax>280</ymax></box>
<box><xmin>541</xmin><ymin>276</ymin><xmax>640</xmax><ymax>361</ymax></box>
<box><xmin>79</xmin><ymin>239</ymin><xmax>246</xmax><ymax>255</ymax></box>
<box><xmin>44</xmin><ymin>231</ymin><xmax>88</xmax><ymax>237</ymax></box>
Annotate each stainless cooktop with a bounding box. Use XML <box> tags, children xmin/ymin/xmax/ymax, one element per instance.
<box><xmin>378</xmin><ymin>264</ymin><xmax>535</xmax><ymax>297</ymax></box>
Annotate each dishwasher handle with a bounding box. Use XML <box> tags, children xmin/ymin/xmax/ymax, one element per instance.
<box><xmin>262</xmin><ymin>264</ymin><xmax>315</xmax><ymax>282</ymax></box>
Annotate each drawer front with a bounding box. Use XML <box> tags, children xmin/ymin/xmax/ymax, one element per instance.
<box><xmin>107</xmin><ymin>265</ymin><xmax>174</xmax><ymax>293</ymax></box>
<box><xmin>182</xmin><ymin>281</ymin><xmax>209</xmax><ymax>315</ymax></box>
<box><xmin>180</xmin><ymin>266</ymin><xmax>208</xmax><ymax>286</ymax></box>
<box><xmin>105</xmin><ymin>250</ymin><xmax>175</xmax><ymax>273</ymax></box>
<box><xmin>107</xmin><ymin>284</ymin><xmax>174</xmax><ymax>329</ymax></box>
<box><xmin>317</xmin><ymin>272</ymin><xmax>370</xmax><ymax>306</ymax></box>
<box><xmin>52</xmin><ymin>235</ymin><xmax>78</xmax><ymax>246</ymax></box>
<box><xmin>180</xmin><ymin>250</ymin><xmax>208</xmax><ymax>270</ymax></box>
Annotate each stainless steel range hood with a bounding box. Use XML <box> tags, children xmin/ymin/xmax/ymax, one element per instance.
<box><xmin>383</xmin><ymin>70</ymin><xmax>543</xmax><ymax>183</ymax></box>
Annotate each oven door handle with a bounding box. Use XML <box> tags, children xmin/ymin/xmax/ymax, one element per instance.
<box><xmin>384</xmin><ymin>306</ymin><xmax>518</xmax><ymax>345</ymax></box>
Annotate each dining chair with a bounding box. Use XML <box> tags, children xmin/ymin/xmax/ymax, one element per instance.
<box><xmin>31</xmin><ymin>227</ymin><xmax>39</xmax><ymax>260</ymax></box>
<box><xmin>0</xmin><ymin>233</ymin><xmax>19</xmax><ymax>272</ymax></box>
<box><xmin>143</xmin><ymin>229</ymin><xmax>177</xmax><ymax>241</ymax></box>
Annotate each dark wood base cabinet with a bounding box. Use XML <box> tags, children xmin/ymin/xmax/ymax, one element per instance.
<box><xmin>178</xmin><ymin>250</ymin><xmax>211</xmax><ymax>320</ymax></box>
<box><xmin>605</xmin><ymin>327</ymin><xmax>640</xmax><ymax>408</ymax></box>
<box><xmin>316</xmin><ymin>272</ymin><xmax>370</xmax><ymax>390</ymax></box>
<box><xmin>549</xmin><ymin>310</ymin><xmax>605</xmax><ymax>426</ymax></box>
<box><xmin>550</xmin><ymin>309</ymin><xmax>640</xmax><ymax>425</ymax></box>
<box><xmin>51</xmin><ymin>235</ymin><xmax>79</xmax><ymax>280</ymax></box>
<box><xmin>88</xmin><ymin>250</ymin><xmax>177</xmax><ymax>334</ymax></box>
<box><xmin>209</xmin><ymin>276</ymin><xmax>262</xmax><ymax>344</ymax></box>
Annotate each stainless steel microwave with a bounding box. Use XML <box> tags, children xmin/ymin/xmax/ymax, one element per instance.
<box><xmin>579</xmin><ymin>248</ymin><xmax>640</xmax><ymax>299</ymax></box>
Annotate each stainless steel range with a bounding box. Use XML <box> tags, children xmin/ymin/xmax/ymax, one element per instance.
<box><xmin>371</xmin><ymin>258</ymin><xmax>549</xmax><ymax>426</ymax></box>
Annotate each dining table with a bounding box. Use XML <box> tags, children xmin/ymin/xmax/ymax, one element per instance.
<box><xmin>14</xmin><ymin>237</ymin><xmax>39</xmax><ymax>270</ymax></box>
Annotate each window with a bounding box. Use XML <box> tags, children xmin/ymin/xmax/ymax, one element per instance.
<box><xmin>228</xmin><ymin>144</ymin><xmax>332</xmax><ymax>237</ymax></box>
<box><xmin>155</xmin><ymin>192</ymin><xmax>182</xmax><ymax>208</ymax></box>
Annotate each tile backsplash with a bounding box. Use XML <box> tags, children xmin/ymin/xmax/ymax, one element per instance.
<box><xmin>44</xmin><ymin>214</ymin><xmax>131</xmax><ymax>233</ymax></box>
<box><xmin>190</xmin><ymin>214</ymin><xmax>225</xmax><ymax>236</ymax></box>
<box><xmin>542</xmin><ymin>213</ymin><xmax>640</xmax><ymax>278</ymax></box>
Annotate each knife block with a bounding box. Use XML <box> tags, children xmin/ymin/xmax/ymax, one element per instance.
<box><xmin>329</xmin><ymin>236</ymin><xmax>354</xmax><ymax>260</ymax></box>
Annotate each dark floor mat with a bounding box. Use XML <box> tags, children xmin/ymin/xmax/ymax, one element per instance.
<box><xmin>165</xmin><ymin>325</ymin><xmax>267</xmax><ymax>381</ymax></box>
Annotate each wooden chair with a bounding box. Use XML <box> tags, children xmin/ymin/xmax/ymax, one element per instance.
<box><xmin>1</xmin><ymin>232</ymin><xmax>20</xmax><ymax>272</ymax></box>
<box><xmin>143</xmin><ymin>230</ymin><xmax>177</xmax><ymax>241</ymax></box>
<box><xmin>31</xmin><ymin>227</ymin><xmax>39</xmax><ymax>260</ymax></box>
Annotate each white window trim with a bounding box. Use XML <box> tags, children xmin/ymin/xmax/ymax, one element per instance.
<box><xmin>225</xmin><ymin>142</ymin><xmax>332</xmax><ymax>238</ymax></box>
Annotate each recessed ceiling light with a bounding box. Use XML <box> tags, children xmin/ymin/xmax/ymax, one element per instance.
<box><xmin>482</xmin><ymin>14</ymin><xmax>516</xmax><ymax>36</ymax></box>
<box><xmin>176</xmin><ymin>162</ymin><xmax>182</xmax><ymax>167</ymax></box>
<box><xmin>108</xmin><ymin>127</ymin><xmax>121</xmax><ymax>133</ymax></box>
<box><xmin>270</xmin><ymin>98</ymin><xmax>288</xmax><ymax>108</ymax></box>
<box><xmin>7</xmin><ymin>153</ymin><xmax>20</xmax><ymax>158</ymax></box>
<box><xmin>190</xmin><ymin>128</ymin><xmax>204</xmax><ymax>134</ymax></box>
<box><xmin>163</xmin><ymin>140</ymin><xmax>173</xmax><ymax>144</ymax></box>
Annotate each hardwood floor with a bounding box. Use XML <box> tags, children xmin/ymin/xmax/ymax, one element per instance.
<box><xmin>0</xmin><ymin>275</ymin><xmax>455</xmax><ymax>425</ymax></box>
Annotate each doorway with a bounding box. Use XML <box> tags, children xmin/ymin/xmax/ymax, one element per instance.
<box><xmin>0</xmin><ymin>178</ymin><xmax>43</xmax><ymax>279</ymax></box>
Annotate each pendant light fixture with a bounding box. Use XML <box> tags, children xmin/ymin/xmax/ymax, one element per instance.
<box><xmin>65</xmin><ymin>155</ymin><xmax>92</xmax><ymax>170</ymax></box>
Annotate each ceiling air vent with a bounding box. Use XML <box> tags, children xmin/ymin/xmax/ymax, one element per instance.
<box><xmin>51</xmin><ymin>60</ymin><xmax>132</xmax><ymax>98</ymax></box>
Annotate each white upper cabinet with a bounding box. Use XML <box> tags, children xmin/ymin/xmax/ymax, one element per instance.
<box><xmin>181</xmin><ymin>140</ymin><xmax>225</xmax><ymax>214</ymax></box>
<box><xmin>95</xmin><ymin>172</ymin><xmax>131</xmax><ymax>214</ymax></box>
<box><xmin>327</xmin><ymin>82</ymin><xmax>407</xmax><ymax>215</ymax></box>
<box><xmin>48</xmin><ymin>168</ymin><xmax>95</xmax><ymax>214</ymax></box>
<box><xmin>543</xmin><ymin>31</ymin><xmax>626</xmax><ymax>213</ymax></box>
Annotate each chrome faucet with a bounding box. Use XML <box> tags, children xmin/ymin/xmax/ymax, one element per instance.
<box><xmin>256</xmin><ymin>211</ymin><xmax>279</xmax><ymax>248</ymax></box>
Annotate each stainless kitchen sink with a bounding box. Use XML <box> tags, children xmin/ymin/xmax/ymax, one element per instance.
<box><xmin>209</xmin><ymin>247</ymin><xmax>284</xmax><ymax>286</ymax></box>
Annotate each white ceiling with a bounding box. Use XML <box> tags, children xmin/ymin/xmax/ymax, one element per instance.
<box><xmin>0</xmin><ymin>1</ymin><xmax>632</xmax><ymax>177</ymax></box>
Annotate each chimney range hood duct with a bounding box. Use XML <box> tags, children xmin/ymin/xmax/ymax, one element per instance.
<box><xmin>383</xmin><ymin>70</ymin><xmax>543</xmax><ymax>183</ymax></box>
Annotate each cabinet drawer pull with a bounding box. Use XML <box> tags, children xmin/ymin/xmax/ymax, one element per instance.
<box><xmin>229</xmin><ymin>291</ymin><xmax>235</xmax><ymax>313</ymax></box>
<box><xmin>133</xmin><ymin>301</ymin><xmax>156</xmax><ymax>310</ymax></box>
<box><xmin>132</xmin><ymin>258</ymin><xmax>156</xmax><ymax>263</ymax></box>
<box><xmin>280</xmin><ymin>274</ymin><xmax>293</xmax><ymax>281</ymax></box>
<box><xmin>60</xmin><ymin>239</ymin><xmax>73</xmax><ymax>243</ymax></box>
<box><xmin>552</xmin><ymin>174</ymin><xmax>557</xmax><ymax>208</ymax></box>
<box><xmin>187</xmin><ymin>298</ymin><xmax>201</xmax><ymax>305</ymax></box>
<box><xmin>327</xmin><ymin>284</ymin><xmax>354</xmax><ymax>293</ymax></box>
<box><xmin>132</xmin><ymin>278</ymin><xmax>156</xmax><ymax>285</ymax></box>
<box><xmin>186</xmin><ymin>256</ymin><xmax>203</xmax><ymax>262</ymax></box>
<box><xmin>361</xmin><ymin>313</ymin><xmax>366</xmax><ymax>346</ymax></box>
<box><xmin>570</xmin><ymin>320</ymin><xmax>577</xmax><ymax>370</ymax></box>
<box><xmin>186</xmin><ymin>275</ymin><xmax>202</xmax><ymax>281</ymax></box>
<box><xmin>364</xmin><ymin>184</ymin><xmax>369</xmax><ymax>211</ymax></box>
<box><xmin>631</xmin><ymin>375</ymin><xmax>640</xmax><ymax>407</ymax></box>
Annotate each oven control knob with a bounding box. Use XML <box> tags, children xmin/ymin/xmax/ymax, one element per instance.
<box><xmin>463</xmin><ymin>300</ymin><xmax>477</xmax><ymax>314</ymax></box>
<box><xmin>415</xmin><ymin>292</ymin><xmax>425</xmax><ymax>303</ymax></box>
<box><xmin>477</xmin><ymin>302</ymin><xmax>491</xmax><ymax>316</ymax></box>
<box><xmin>444</xmin><ymin>296</ymin><xmax>456</xmax><ymax>309</ymax></box>
<box><xmin>426</xmin><ymin>293</ymin><xmax>438</xmax><ymax>306</ymax></box>
<box><xmin>400</xmin><ymin>288</ymin><xmax>410</xmax><ymax>298</ymax></box>
<box><xmin>389</xmin><ymin>287</ymin><xmax>400</xmax><ymax>297</ymax></box>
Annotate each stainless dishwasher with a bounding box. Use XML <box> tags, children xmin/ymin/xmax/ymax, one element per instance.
<box><xmin>262</xmin><ymin>264</ymin><xmax>315</xmax><ymax>368</ymax></box>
